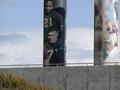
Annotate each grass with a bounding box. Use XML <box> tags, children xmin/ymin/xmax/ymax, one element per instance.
<box><xmin>0</xmin><ymin>72</ymin><xmax>52</xmax><ymax>90</ymax></box>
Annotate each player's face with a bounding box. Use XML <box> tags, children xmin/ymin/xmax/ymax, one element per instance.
<box><xmin>45</xmin><ymin>1</ymin><xmax>53</xmax><ymax>13</ymax></box>
<box><xmin>48</xmin><ymin>31</ymin><xmax>58</xmax><ymax>44</ymax></box>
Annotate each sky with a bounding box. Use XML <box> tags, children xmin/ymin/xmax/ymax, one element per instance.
<box><xmin>67</xmin><ymin>0</ymin><xmax>94</xmax><ymax>28</ymax></box>
<box><xmin>0</xmin><ymin>0</ymin><xmax>42</xmax><ymax>29</ymax></box>
<box><xmin>0</xmin><ymin>0</ymin><xmax>120</xmax><ymax>67</ymax></box>
<box><xmin>0</xmin><ymin>0</ymin><xmax>95</xmax><ymax>67</ymax></box>
<box><xmin>0</xmin><ymin>0</ymin><xmax>94</xmax><ymax>29</ymax></box>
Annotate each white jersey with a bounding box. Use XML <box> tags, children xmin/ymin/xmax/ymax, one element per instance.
<box><xmin>104</xmin><ymin>46</ymin><xmax>119</xmax><ymax>64</ymax></box>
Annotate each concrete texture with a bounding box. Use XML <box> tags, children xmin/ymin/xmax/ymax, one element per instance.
<box><xmin>1</xmin><ymin>66</ymin><xmax>120</xmax><ymax>90</ymax></box>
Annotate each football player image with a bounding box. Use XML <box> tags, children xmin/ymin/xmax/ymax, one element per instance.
<box><xmin>102</xmin><ymin>33</ymin><xmax>119</xmax><ymax>64</ymax></box>
<box><xmin>44</xmin><ymin>0</ymin><xmax>64</xmax><ymax>30</ymax></box>
<box><xmin>102</xmin><ymin>0</ymin><xmax>118</xmax><ymax>56</ymax></box>
<box><xmin>95</xmin><ymin>1</ymin><xmax>102</xmax><ymax>30</ymax></box>
<box><xmin>44</xmin><ymin>0</ymin><xmax>65</xmax><ymax>66</ymax></box>
<box><xmin>94</xmin><ymin>2</ymin><xmax>103</xmax><ymax>65</ymax></box>
<box><xmin>45</xmin><ymin>0</ymin><xmax>54</xmax><ymax>14</ymax></box>
<box><xmin>102</xmin><ymin>0</ymin><xmax>118</xmax><ymax>34</ymax></box>
<box><xmin>44</xmin><ymin>29</ymin><xmax>65</xmax><ymax>66</ymax></box>
<box><xmin>94</xmin><ymin>0</ymin><xmax>118</xmax><ymax>65</ymax></box>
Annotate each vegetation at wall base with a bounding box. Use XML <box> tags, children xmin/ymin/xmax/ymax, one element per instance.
<box><xmin>0</xmin><ymin>72</ymin><xmax>52</xmax><ymax>90</ymax></box>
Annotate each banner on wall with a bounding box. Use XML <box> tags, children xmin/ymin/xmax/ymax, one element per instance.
<box><xmin>94</xmin><ymin>0</ymin><xmax>119</xmax><ymax>65</ymax></box>
<box><xmin>43</xmin><ymin>0</ymin><xmax>66</xmax><ymax>66</ymax></box>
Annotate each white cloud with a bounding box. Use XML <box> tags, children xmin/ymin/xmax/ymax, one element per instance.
<box><xmin>0</xmin><ymin>30</ymin><xmax>43</xmax><ymax>66</ymax></box>
<box><xmin>0</xmin><ymin>33</ymin><xmax>29</xmax><ymax>44</ymax></box>
<box><xmin>66</xmin><ymin>28</ymin><xmax>94</xmax><ymax>65</ymax></box>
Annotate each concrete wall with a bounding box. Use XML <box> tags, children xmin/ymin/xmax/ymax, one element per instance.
<box><xmin>0</xmin><ymin>66</ymin><xmax>120</xmax><ymax>90</ymax></box>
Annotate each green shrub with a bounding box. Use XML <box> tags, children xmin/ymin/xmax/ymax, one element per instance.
<box><xmin>0</xmin><ymin>72</ymin><xmax>52</xmax><ymax>90</ymax></box>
